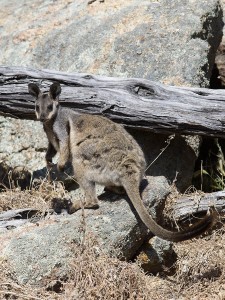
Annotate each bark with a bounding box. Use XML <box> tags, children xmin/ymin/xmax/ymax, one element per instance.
<box><xmin>174</xmin><ymin>191</ymin><xmax>225</xmax><ymax>219</ymax></box>
<box><xmin>1</xmin><ymin>66</ymin><xmax>225</xmax><ymax>137</ymax></box>
<box><xmin>0</xmin><ymin>208</ymin><xmax>39</xmax><ymax>221</ymax></box>
<box><xmin>0</xmin><ymin>208</ymin><xmax>51</xmax><ymax>229</ymax></box>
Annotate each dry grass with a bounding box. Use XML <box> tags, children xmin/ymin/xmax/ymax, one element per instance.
<box><xmin>53</xmin><ymin>239</ymin><xmax>153</xmax><ymax>300</ymax></box>
<box><xmin>0</xmin><ymin>179</ymin><xmax>67</xmax><ymax>213</ymax></box>
<box><xmin>172</xmin><ymin>227</ymin><xmax>225</xmax><ymax>299</ymax></box>
<box><xmin>1</xmin><ymin>228</ymin><xmax>225</xmax><ymax>300</ymax></box>
<box><xmin>0</xmin><ymin>182</ymin><xmax>225</xmax><ymax>299</ymax></box>
<box><xmin>0</xmin><ymin>236</ymin><xmax>156</xmax><ymax>300</ymax></box>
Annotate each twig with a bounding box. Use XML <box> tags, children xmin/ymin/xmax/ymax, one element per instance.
<box><xmin>145</xmin><ymin>134</ymin><xmax>175</xmax><ymax>172</ymax></box>
<box><xmin>80</xmin><ymin>197</ymin><xmax>87</xmax><ymax>253</ymax></box>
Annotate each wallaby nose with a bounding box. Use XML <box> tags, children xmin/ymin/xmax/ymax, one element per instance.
<box><xmin>40</xmin><ymin>115</ymin><xmax>45</xmax><ymax>122</ymax></box>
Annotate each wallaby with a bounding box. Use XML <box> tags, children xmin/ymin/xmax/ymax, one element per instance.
<box><xmin>28</xmin><ymin>82</ymin><xmax>215</xmax><ymax>242</ymax></box>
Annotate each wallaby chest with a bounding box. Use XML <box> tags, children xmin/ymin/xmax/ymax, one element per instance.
<box><xmin>43</xmin><ymin>121</ymin><xmax>60</xmax><ymax>151</ymax></box>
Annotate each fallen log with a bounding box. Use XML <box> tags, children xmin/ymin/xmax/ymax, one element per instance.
<box><xmin>1</xmin><ymin>66</ymin><xmax>225</xmax><ymax>137</ymax></box>
<box><xmin>174</xmin><ymin>191</ymin><xmax>225</xmax><ymax>220</ymax></box>
<box><xmin>0</xmin><ymin>208</ymin><xmax>39</xmax><ymax>221</ymax></box>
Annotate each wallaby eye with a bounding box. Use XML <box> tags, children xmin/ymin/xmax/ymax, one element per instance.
<box><xmin>47</xmin><ymin>104</ymin><xmax>53</xmax><ymax>111</ymax></box>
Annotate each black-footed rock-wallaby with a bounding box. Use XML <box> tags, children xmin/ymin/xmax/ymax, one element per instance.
<box><xmin>28</xmin><ymin>82</ymin><xmax>215</xmax><ymax>242</ymax></box>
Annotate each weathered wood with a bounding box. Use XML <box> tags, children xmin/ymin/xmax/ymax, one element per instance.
<box><xmin>174</xmin><ymin>191</ymin><xmax>225</xmax><ymax>219</ymax></box>
<box><xmin>0</xmin><ymin>208</ymin><xmax>54</xmax><ymax>229</ymax></box>
<box><xmin>0</xmin><ymin>208</ymin><xmax>39</xmax><ymax>221</ymax></box>
<box><xmin>1</xmin><ymin>66</ymin><xmax>225</xmax><ymax>137</ymax></box>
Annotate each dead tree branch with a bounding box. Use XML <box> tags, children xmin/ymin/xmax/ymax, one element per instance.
<box><xmin>1</xmin><ymin>66</ymin><xmax>225</xmax><ymax>137</ymax></box>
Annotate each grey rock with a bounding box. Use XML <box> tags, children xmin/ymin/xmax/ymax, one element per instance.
<box><xmin>0</xmin><ymin>116</ymin><xmax>47</xmax><ymax>171</ymax></box>
<box><xmin>0</xmin><ymin>0</ymin><xmax>223</xmax><ymax>191</ymax></box>
<box><xmin>137</xmin><ymin>236</ymin><xmax>176</xmax><ymax>274</ymax></box>
<box><xmin>1</xmin><ymin>176</ymin><xmax>171</xmax><ymax>284</ymax></box>
<box><xmin>0</xmin><ymin>0</ymin><xmax>222</xmax><ymax>284</ymax></box>
<box><xmin>128</xmin><ymin>128</ymin><xmax>200</xmax><ymax>192</ymax></box>
<box><xmin>0</xmin><ymin>0</ymin><xmax>222</xmax><ymax>87</ymax></box>
<box><xmin>215</xmin><ymin>1</ymin><xmax>225</xmax><ymax>87</ymax></box>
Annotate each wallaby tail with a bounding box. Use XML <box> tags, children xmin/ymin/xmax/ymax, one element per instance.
<box><xmin>123</xmin><ymin>181</ymin><xmax>215</xmax><ymax>242</ymax></box>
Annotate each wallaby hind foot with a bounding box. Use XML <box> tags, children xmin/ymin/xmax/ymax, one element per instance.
<box><xmin>69</xmin><ymin>176</ymin><xmax>99</xmax><ymax>213</ymax></box>
<box><xmin>68</xmin><ymin>198</ymin><xmax>99</xmax><ymax>214</ymax></box>
<box><xmin>104</xmin><ymin>185</ymin><xmax>126</xmax><ymax>195</ymax></box>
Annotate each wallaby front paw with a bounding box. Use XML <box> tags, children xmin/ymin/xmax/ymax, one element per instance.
<box><xmin>57</xmin><ymin>162</ymin><xmax>65</xmax><ymax>172</ymax></box>
<box><xmin>57</xmin><ymin>163</ymin><xmax>65</xmax><ymax>172</ymax></box>
<box><xmin>46</xmin><ymin>160</ymin><xmax>54</xmax><ymax>169</ymax></box>
<box><xmin>68</xmin><ymin>199</ymin><xmax>99</xmax><ymax>214</ymax></box>
<box><xmin>67</xmin><ymin>200</ymin><xmax>82</xmax><ymax>213</ymax></box>
<box><xmin>84</xmin><ymin>202</ymin><xmax>99</xmax><ymax>209</ymax></box>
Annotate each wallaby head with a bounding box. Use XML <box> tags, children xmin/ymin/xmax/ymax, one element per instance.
<box><xmin>28</xmin><ymin>82</ymin><xmax>61</xmax><ymax>122</ymax></box>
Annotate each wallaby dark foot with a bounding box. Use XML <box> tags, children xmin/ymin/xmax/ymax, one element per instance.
<box><xmin>84</xmin><ymin>199</ymin><xmax>100</xmax><ymax>209</ymax></box>
<box><xmin>104</xmin><ymin>185</ymin><xmax>126</xmax><ymax>195</ymax></box>
<box><xmin>68</xmin><ymin>198</ymin><xmax>99</xmax><ymax>214</ymax></box>
<box><xmin>57</xmin><ymin>161</ymin><xmax>66</xmax><ymax>173</ymax></box>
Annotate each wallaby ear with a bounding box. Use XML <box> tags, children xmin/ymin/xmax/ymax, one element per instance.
<box><xmin>49</xmin><ymin>83</ymin><xmax>61</xmax><ymax>100</ymax></box>
<box><xmin>28</xmin><ymin>83</ymin><xmax>40</xmax><ymax>98</ymax></box>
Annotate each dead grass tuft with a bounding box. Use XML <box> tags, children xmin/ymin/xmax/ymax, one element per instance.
<box><xmin>0</xmin><ymin>179</ymin><xmax>67</xmax><ymax>213</ymax></box>
<box><xmin>53</xmin><ymin>237</ymin><xmax>152</xmax><ymax>299</ymax></box>
<box><xmin>172</xmin><ymin>227</ymin><xmax>225</xmax><ymax>299</ymax></box>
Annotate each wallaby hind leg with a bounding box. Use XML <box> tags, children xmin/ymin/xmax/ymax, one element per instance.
<box><xmin>69</xmin><ymin>177</ymin><xmax>99</xmax><ymax>213</ymax></box>
<box><xmin>81</xmin><ymin>179</ymin><xmax>99</xmax><ymax>208</ymax></box>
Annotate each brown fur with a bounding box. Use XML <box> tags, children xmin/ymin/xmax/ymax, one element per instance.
<box><xmin>28</xmin><ymin>82</ymin><xmax>215</xmax><ymax>242</ymax></box>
